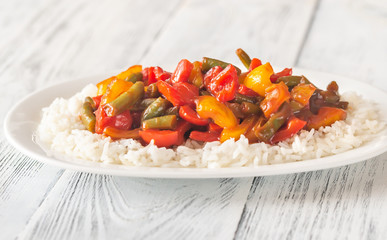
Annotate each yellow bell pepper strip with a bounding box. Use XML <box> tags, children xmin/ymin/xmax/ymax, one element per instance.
<box><xmin>104</xmin><ymin>81</ymin><xmax>144</xmax><ymax>117</ymax></box>
<box><xmin>196</xmin><ymin>96</ymin><xmax>238</xmax><ymax>129</ymax></box>
<box><xmin>116</xmin><ymin>65</ymin><xmax>142</xmax><ymax>81</ymax></box>
<box><xmin>307</xmin><ymin>107</ymin><xmax>347</xmax><ymax>130</ymax></box>
<box><xmin>255</xmin><ymin>102</ymin><xmax>291</xmax><ymax>143</ymax></box>
<box><xmin>243</xmin><ymin>62</ymin><xmax>274</xmax><ymax>96</ymax></box>
<box><xmin>270</xmin><ymin>117</ymin><xmax>307</xmax><ymax>144</ymax></box>
<box><xmin>220</xmin><ymin>115</ymin><xmax>257</xmax><ymax>142</ymax></box>
<box><xmin>188</xmin><ymin>61</ymin><xmax>204</xmax><ymax>88</ymax></box>
<box><xmin>291</xmin><ymin>83</ymin><xmax>316</xmax><ymax>106</ymax></box>
<box><xmin>100</xmin><ymin>79</ymin><xmax>134</xmax><ymax>105</ymax></box>
<box><xmin>235</xmin><ymin>48</ymin><xmax>252</xmax><ymax>69</ymax></box>
<box><xmin>96</xmin><ymin>76</ymin><xmax>116</xmax><ymax>96</ymax></box>
<box><xmin>202</xmin><ymin>57</ymin><xmax>241</xmax><ymax>75</ymax></box>
<box><xmin>103</xmin><ymin>127</ymin><xmax>140</xmax><ymax>139</ymax></box>
<box><xmin>260</xmin><ymin>82</ymin><xmax>291</xmax><ymax>118</ymax></box>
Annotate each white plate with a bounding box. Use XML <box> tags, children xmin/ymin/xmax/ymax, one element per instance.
<box><xmin>4</xmin><ymin>68</ymin><xmax>387</xmax><ymax>178</ymax></box>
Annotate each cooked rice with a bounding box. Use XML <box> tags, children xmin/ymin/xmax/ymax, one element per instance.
<box><xmin>36</xmin><ymin>84</ymin><xmax>386</xmax><ymax>168</ymax></box>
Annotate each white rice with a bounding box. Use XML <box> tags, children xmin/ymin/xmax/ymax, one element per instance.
<box><xmin>36</xmin><ymin>84</ymin><xmax>386</xmax><ymax>168</ymax></box>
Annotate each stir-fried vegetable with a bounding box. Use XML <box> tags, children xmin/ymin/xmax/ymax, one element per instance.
<box><xmin>81</xmin><ymin>49</ymin><xmax>349</xmax><ymax>147</ymax></box>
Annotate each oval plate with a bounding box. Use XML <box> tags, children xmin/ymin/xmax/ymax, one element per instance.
<box><xmin>4</xmin><ymin>68</ymin><xmax>387</xmax><ymax>178</ymax></box>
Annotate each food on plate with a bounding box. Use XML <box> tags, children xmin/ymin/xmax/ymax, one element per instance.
<box><xmin>36</xmin><ymin>49</ymin><xmax>385</xmax><ymax>168</ymax></box>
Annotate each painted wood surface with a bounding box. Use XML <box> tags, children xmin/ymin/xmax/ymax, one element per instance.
<box><xmin>1</xmin><ymin>0</ymin><xmax>387</xmax><ymax>239</ymax></box>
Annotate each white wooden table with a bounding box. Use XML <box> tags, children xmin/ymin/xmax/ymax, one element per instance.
<box><xmin>1</xmin><ymin>0</ymin><xmax>387</xmax><ymax>239</ymax></box>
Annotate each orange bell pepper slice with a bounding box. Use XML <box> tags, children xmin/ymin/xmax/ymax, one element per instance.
<box><xmin>243</xmin><ymin>62</ymin><xmax>274</xmax><ymax>96</ymax></box>
<box><xmin>196</xmin><ymin>96</ymin><xmax>238</xmax><ymax>129</ymax></box>
<box><xmin>116</xmin><ymin>65</ymin><xmax>142</xmax><ymax>81</ymax></box>
<box><xmin>291</xmin><ymin>84</ymin><xmax>316</xmax><ymax>106</ymax></box>
<box><xmin>96</xmin><ymin>76</ymin><xmax>116</xmax><ymax>96</ymax></box>
<box><xmin>100</xmin><ymin>78</ymin><xmax>133</xmax><ymax>105</ymax></box>
<box><xmin>307</xmin><ymin>107</ymin><xmax>347</xmax><ymax>130</ymax></box>
<box><xmin>260</xmin><ymin>82</ymin><xmax>291</xmax><ymax>118</ymax></box>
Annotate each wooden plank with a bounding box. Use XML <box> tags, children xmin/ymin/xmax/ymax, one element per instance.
<box><xmin>0</xmin><ymin>139</ymin><xmax>64</xmax><ymax>239</ymax></box>
<box><xmin>296</xmin><ymin>0</ymin><xmax>387</xmax><ymax>91</ymax></box>
<box><xmin>235</xmin><ymin>153</ymin><xmax>387</xmax><ymax>240</ymax></box>
<box><xmin>14</xmin><ymin>0</ymin><xmax>319</xmax><ymax>239</ymax></box>
<box><xmin>17</xmin><ymin>174</ymin><xmax>251</xmax><ymax>239</ymax></box>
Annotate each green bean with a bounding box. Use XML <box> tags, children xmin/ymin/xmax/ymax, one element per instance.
<box><xmin>131</xmin><ymin>98</ymin><xmax>157</xmax><ymax>111</ymax></box>
<box><xmin>142</xmin><ymin>97</ymin><xmax>171</xmax><ymax>121</ymax></box>
<box><xmin>125</xmin><ymin>72</ymin><xmax>143</xmax><ymax>83</ymax></box>
<box><xmin>226</xmin><ymin>102</ymin><xmax>245</xmax><ymax>119</ymax></box>
<box><xmin>276</xmin><ymin>76</ymin><xmax>303</xmax><ymax>87</ymax></box>
<box><xmin>200</xmin><ymin>90</ymin><xmax>211</xmax><ymax>96</ymax></box>
<box><xmin>142</xmin><ymin>115</ymin><xmax>177</xmax><ymax>130</ymax></box>
<box><xmin>234</xmin><ymin>93</ymin><xmax>257</xmax><ymax>104</ymax></box>
<box><xmin>81</xmin><ymin>102</ymin><xmax>96</xmax><ymax>133</ymax></box>
<box><xmin>144</xmin><ymin>83</ymin><xmax>160</xmax><ymax>98</ymax></box>
<box><xmin>289</xmin><ymin>100</ymin><xmax>304</xmax><ymax>113</ymax></box>
<box><xmin>240</xmin><ymin>102</ymin><xmax>260</xmax><ymax>115</ymax></box>
<box><xmin>104</xmin><ymin>81</ymin><xmax>144</xmax><ymax>116</ymax></box>
<box><xmin>84</xmin><ymin>96</ymin><xmax>96</xmax><ymax>110</ymax></box>
<box><xmin>202</xmin><ymin>57</ymin><xmax>241</xmax><ymax>75</ymax></box>
<box><xmin>165</xmin><ymin>106</ymin><xmax>179</xmax><ymax>116</ymax></box>
<box><xmin>255</xmin><ymin>102</ymin><xmax>291</xmax><ymax>142</ymax></box>
<box><xmin>235</xmin><ymin>48</ymin><xmax>252</xmax><ymax>69</ymax></box>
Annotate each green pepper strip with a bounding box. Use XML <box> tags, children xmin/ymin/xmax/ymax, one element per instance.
<box><xmin>255</xmin><ymin>102</ymin><xmax>291</xmax><ymax>142</ymax></box>
<box><xmin>202</xmin><ymin>57</ymin><xmax>241</xmax><ymax>75</ymax></box>
<box><xmin>142</xmin><ymin>115</ymin><xmax>177</xmax><ymax>130</ymax></box>
<box><xmin>104</xmin><ymin>81</ymin><xmax>144</xmax><ymax>116</ymax></box>
<box><xmin>240</xmin><ymin>102</ymin><xmax>260</xmax><ymax>115</ymax></box>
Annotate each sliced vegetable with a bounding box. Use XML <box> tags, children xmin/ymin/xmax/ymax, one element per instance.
<box><xmin>248</xmin><ymin>58</ymin><xmax>262</xmax><ymax>71</ymax></box>
<box><xmin>260</xmin><ymin>82</ymin><xmax>291</xmax><ymax>118</ymax></box>
<box><xmin>270</xmin><ymin>68</ymin><xmax>292</xmax><ymax>83</ymax></box>
<box><xmin>271</xmin><ymin>117</ymin><xmax>307</xmax><ymax>143</ymax></box>
<box><xmin>235</xmin><ymin>48</ymin><xmax>252</xmax><ymax>69</ymax></box>
<box><xmin>307</xmin><ymin>107</ymin><xmax>347</xmax><ymax>130</ymax></box>
<box><xmin>240</xmin><ymin>102</ymin><xmax>261</xmax><ymax>116</ymax></box>
<box><xmin>100</xmin><ymin>78</ymin><xmax>133</xmax><ymax>105</ymax></box>
<box><xmin>179</xmin><ymin>105</ymin><xmax>210</xmax><ymax>126</ymax></box>
<box><xmin>291</xmin><ymin>83</ymin><xmax>316</xmax><ymax>106</ymax></box>
<box><xmin>171</xmin><ymin>59</ymin><xmax>193</xmax><ymax>84</ymax></box>
<box><xmin>104</xmin><ymin>81</ymin><xmax>144</xmax><ymax>116</ymax></box>
<box><xmin>188</xmin><ymin>61</ymin><xmax>204</xmax><ymax>88</ymax></box>
<box><xmin>208</xmin><ymin>64</ymin><xmax>239</xmax><ymax>102</ymax></box>
<box><xmin>81</xmin><ymin>102</ymin><xmax>96</xmax><ymax>133</ymax></box>
<box><xmin>196</xmin><ymin>96</ymin><xmax>238</xmax><ymax>128</ymax></box>
<box><xmin>103</xmin><ymin>127</ymin><xmax>140</xmax><ymax>139</ymax></box>
<box><xmin>142</xmin><ymin>97</ymin><xmax>171</xmax><ymax>121</ymax></box>
<box><xmin>116</xmin><ymin>65</ymin><xmax>142</xmax><ymax>81</ymax></box>
<box><xmin>202</xmin><ymin>57</ymin><xmax>241</xmax><ymax>75</ymax></box>
<box><xmin>96</xmin><ymin>76</ymin><xmax>116</xmax><ymax>96</ymax></box>
<box><xmin>142</xmin><ymin>115</ymin><xmax>177</xmax><ymax>130</ymax></box>
<box><xmin>220</xmin><ymin>116</ymin><xmax>257</xmax><ymax>142</ymax></box>
<box><xmin>189</xmin><ymin>131</ymin><xmax>220</xmax><ymax>142</ymax></box>
<box><xmin>244</xmin><ymin>62</ymin><xmax>274</xmax><ymax>96</ymax></box>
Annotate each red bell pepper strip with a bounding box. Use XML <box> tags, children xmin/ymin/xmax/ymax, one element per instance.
<box><xmin>143</xmin><ymin>67</ymin><xmax>171</xmax><ymax>85</ymax></box>
<box><xmin>237</xmin><ymin>84</ymin><xmax>259</xmax><ymax>97</ymax></box>
<box><xmin>208</xmin><ymin>64</ymin><xmax>239</xmax><ymax>102</ymax></box>
<box><xmin>248</xmin><ymin>58</ymin><xmax>262</xmax><ymax>71</ymax></box>
<box><xmin>157</xmin><ymin>81</ymin><xmax>199</xmax><ymax>107</ymax></box>
<box><xmin>208</xmin><ymin>122</ymin><xmax>223</xmax><ymax>133</ymax></box>
<box><xmin>171</xmin><ymin>59</ymin><xmax>194</xmax><ymax>84</ymax></box>
<box><xmin>271</xmin><ymin>117</ymin><xmax>307</xmax><ymax>143</ymax></box>
<box><xmin>270</xmin><ymin>68</ymin><xmax>292</xmax><ymax>83</ymax></box>
<box><xmin>179</xmin><ymin>105</ymin><xmax>210</xmax><ymax>126</ymax></box>
<box><xmin>139</xmin><ymin>120</ymin><xmax>192</xmax><ymax>147</ymax></box>
<box><xmin>92</xmin><ymin>95</ymin><xmax>102</xmax><ymax>109</ymax></box>
<box><xmin>174</xmin><ymin>82</ymin><xmax>199</xmax><ymax>107</ymax></box>
<box><xmin>204</xmin><ymin>66</ymin><xmax>223</xmax><ymax>88</ymax></box>
<box><xmin>94</xmin><ymin>107</ymin><xmax>132</xmax><ymax>134</ymax></box>
<box><xmin>154</xmin><ymin>66</ymin><xmax>171</xmax><ymax>81</ymax></box>
<box><xmin>189</xmin><ymin>131</ymin><xmax>220</xmax><ymax>142</ymax></box>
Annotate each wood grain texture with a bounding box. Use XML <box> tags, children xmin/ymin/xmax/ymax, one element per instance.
<box><xmin>18</xmin><ymin>175</ymin><xmax>251</xmax><ymax>240</ymax></box>
<box><xmin>235</xmin><ymin>153</ymin><xmax>387</xmax><ymax>240</ymax></box>
<box><xmin>1</xmin><ymin>0</ymin><xmax>386</xmax><ymax>239</ymax></box>
<box><xmin>297</xmin><ymin>0</ymin><xmax>387</xmax><ymax>91</ymax></box>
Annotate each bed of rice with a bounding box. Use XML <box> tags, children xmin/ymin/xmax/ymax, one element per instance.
<box><xmin>36</xmin><ymin>84</ymin><xmax>386</xmax><ymax>168</ymax></box>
